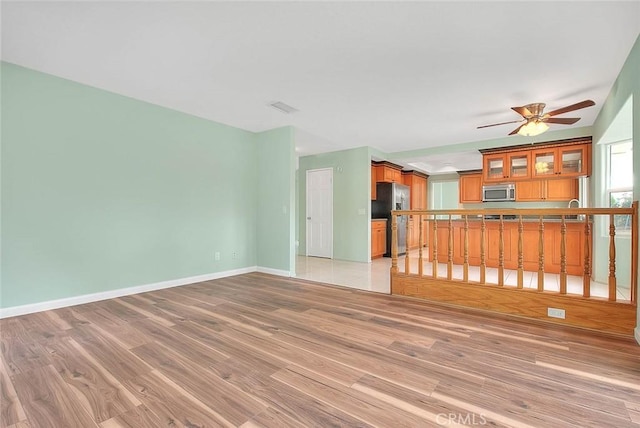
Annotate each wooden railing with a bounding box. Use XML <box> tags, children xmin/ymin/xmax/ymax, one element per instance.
<box><xmin>389</xmin><ymin>203</ymin><xmax>638</xmax><ymax>335</ymax></box>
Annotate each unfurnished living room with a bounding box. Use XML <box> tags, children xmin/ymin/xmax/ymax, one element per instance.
<box><xmin>2</xmin><ymin>2</ymin><xmax>640</xmax><ymax>427</ymax></box>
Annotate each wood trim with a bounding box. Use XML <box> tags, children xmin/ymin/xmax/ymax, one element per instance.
<box><xmin>401</xmin><ymin>170</ymin><xmax>429</xmax><ymax>179</ymax></box>
<box><xmin>457</xmin><ymin>169</ymin><xmax>483</xmax><ymax>175</ymax></box>
<box><xmin>391</xmin><ymin>273</ymin><xmax>636</xmax><ymax>335</ymax></box>
<box><xmin>371</xmin><ymin>160</ymin><xmax>403</xmax><ymax>171</ymax></box>
<box><xmin>0</xmin><ymin>266</ymin><xmax>259</xmax><ymax>319</ymax></box>
<box><xmin>479</xmin><ymin>136</ymin><xmax>592</xmax><ymax>155</ymax></box>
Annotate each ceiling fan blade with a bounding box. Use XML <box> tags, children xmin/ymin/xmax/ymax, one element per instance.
<box><xmin>509</xmin><ymin>124</ymin><xmax>526</xmax><ymax>135</ymax></box>
<box><xmin>546</xmin><ymin>100</ymin><xmax>595</xmax><ymax>117</ymax></box>
<box><xmin>544</xmin><ymin>117</ymin><xmax>580</xmax><ymax>125</ymax></box>
<box><xmin>477</xmin><ymin>119</ymin><xmax>523</xmax><ymax>129</ymax></box>
<box><xmin>511</xmin><ymin>106</ymin><xmax>532</xmax><ymax>117</ymax></box>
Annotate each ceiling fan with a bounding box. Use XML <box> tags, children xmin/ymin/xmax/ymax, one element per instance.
<box><xmin>478</xmin><ymin>100</ymin><xmax>595</xmax><ymax>136</ymax></box>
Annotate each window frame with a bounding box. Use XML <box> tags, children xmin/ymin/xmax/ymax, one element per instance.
<box><xmin>604</xmin><ymin>139</ymin><xmax>633</xmax><ymax>236</ymax></box>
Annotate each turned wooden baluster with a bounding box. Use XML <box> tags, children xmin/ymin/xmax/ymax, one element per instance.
<box><xmin>463</xmin><ymin>215</ymin><xmax>469</xmax><ymax>282</ymax></box>
<box><xmin>480</xmin><ymin>216</ymin><xmax>486</xmax><ymax>284</ymax></box>
<box><xmin>418</xmin><ymin>214</ymin><xmax>424</xmax><ymax>277</ymax></box>
<box><xmin>537</xmin><ymin>216</ymin><xmax>544</xmax><ymax>291</ymax></box>
<box><xmin>517</xmin><ymin>215</ymin><xmax>524</xmax><ymax>289</ymax></box>
<box><xmin>405</xmin><ymin>215</ymin><xmax>410</xmax><ymax>275</ymax></box>
<box><xmin>391</xmin><ymin>215</ymin><xmax>398</xmax><ymax>275</ymax></box>
<box><xmin>583</xmin><ymin>216</ymin><xmax>591</xmax><ymax>298</ymax></box>
<box><xmin>447</xmin><ymin>215</ymin><xmax>453</xmax><ymax>280</ymax></box>
<box><xmin>560</xmin><ymin>216</ymin><xmax>567</xmax><ymax>294</ymax></box>
<box><xmin>432</xmin><ymin>218</ymin><xmax>438</xmax><ymax>279</ymax></box>
<box><xmin>498</xmin><ymin>215</ymin><xmax>504</xmax><ymax>286</ymax></box>
<box><xmin>609</xmin><ymin>214</ymin><xmax>617</xmax><ymax>301</ymax></box>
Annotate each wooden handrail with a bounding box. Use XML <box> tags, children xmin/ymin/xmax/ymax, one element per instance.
<box><xmin>390</xmin><ymin>205</ymin><xmax>638</xmax><ymax>304</ymax></box>
<box><xmin>392</xmin><ymin>207</ymin><xmax>636</xmax><ymax>216</ymax></box>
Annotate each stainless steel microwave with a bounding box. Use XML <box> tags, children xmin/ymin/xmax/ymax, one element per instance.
<box><xmin>482</xmin><ymin>183</ymin><xmax>516</xmax><ymax>202</ymax></box>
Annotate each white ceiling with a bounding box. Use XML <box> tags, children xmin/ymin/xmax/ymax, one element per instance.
<box><xmin>2</xmin><ymin>2</ymin><xmax>639</xmax><ymax>161</ymax></box>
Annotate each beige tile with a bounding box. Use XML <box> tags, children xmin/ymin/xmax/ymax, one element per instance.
<box><xmin>295</xmin><ymin>256</ymin><xmax>614</xmax><ymax>300</ymax></box>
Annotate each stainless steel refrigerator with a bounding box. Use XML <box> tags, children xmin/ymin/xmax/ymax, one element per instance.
<box><xmin>371</xmin><ymin>182</ymin><xmax>410</xmax><ymax>257</ymax></box>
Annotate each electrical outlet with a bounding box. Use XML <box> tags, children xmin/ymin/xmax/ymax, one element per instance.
<box><xmin>547</xmin><ymin>307</ymin><xmax>566</xmax><ymax>319</ymax></box>
<box><xmin>214</xmin><ymin>251</ymin><xmax>220</xmax><ymax>261</ymax></box>
<box><xmin>232</xmin><ymin>251</ymin><xmax>237</xmax><ymax>260</ymax></box>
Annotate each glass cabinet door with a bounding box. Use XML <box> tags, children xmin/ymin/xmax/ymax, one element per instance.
<box><xmin>508</xmin><ymin>153</ymin><xmax>530</xmax><ymax>179</ymax></box>
<box><xmin>533</xmin><ymin>150</ymin><xmax>556</xmax><ymax>177</ymax></box>
<box><xmin>560</xmin><ymin>147</ymin><xmax>584</xmax><ymax>175</ymax></box>
<box><xmin>485</xmin><ymin>156</ymin><xmax>505</xmax><ymax>180</ymax></box>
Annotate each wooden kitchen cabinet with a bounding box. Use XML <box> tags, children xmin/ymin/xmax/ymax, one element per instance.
<box><xmin>483</xmin><ymin>151</ymin><xmax>530</xmax><ymax>182</ymax></box>
<box><xmin>532</xmin><ymin>144</ymin><xmax>590</xmax><ymax>178</ymax></box>
<box><xmin>516</xmin><ymin>178</ymin><xmax>578</xmax><ymax>202</ymax></box>
<box><xmin>402</xmin><ymin>171</ymin><xmax>428</xmax><ymax>249</ymax></box>
<box><xmin>481</xmin><ymin>138</ymin><xmax>592</xmax><ymax>184</ymax></box>
<box><xmin>373</xmin><ymin>161</ymin><xmax>403</xmax><ymax>183</ymax></box>
<box><xmin>371</xmin><ymin>219</ymin><xmax>387</xmax><ymax>259</ymax></box>
<box><xmin>459</xmin><ymin>171</ymin><xmax>483</xmax><ymax>203</ymax></box>
<box><xmin>546</xmin><ymin>178</ymin><xmax>579</xmax><ymax>200</ymax></box>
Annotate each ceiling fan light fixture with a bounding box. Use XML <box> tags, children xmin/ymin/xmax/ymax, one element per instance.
<box><xmin>518</xmin><ymin>120</ymin><xmax>549</xmax><ymax>137</ymax></box>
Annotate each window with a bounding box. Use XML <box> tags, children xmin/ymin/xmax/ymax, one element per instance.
<box><xmin>606</xmin><ymin>140</ymin><xmax>633</xmax><ymax>231</ymax></box>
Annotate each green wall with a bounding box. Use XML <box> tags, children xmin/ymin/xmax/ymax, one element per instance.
<box><xmin>298</xmin><ymin>146</ymin><xmax>370</xmax><ymax>262</ymax></box>
<box><xmin>256</xmin><ymin>127</ymin><xmax>296</xmax><ymax>274</ymax></box>
<box><xmin>1</xmin><ymin>62</ymin><xmax>264</xmax><ymax>309</ymax></box>
<box><xmin>591</xmin><ymin>35</ymin><xmax>639</xmax><ymax>334</ymax></box>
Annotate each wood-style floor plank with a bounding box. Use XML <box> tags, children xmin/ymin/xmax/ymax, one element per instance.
<box><xmin>1</xmin><ymin>272</ymin><xmax>639</xmax><ymax>427</ymax></box>
<box><xmin>130</xmin><ymin>341</ymin><xmax>265</xmax><ymax>425</ymax></box>
<box><xmin>99</xmin><ymin>404</ymin><xmax>165</xmax><ymax>428</ymax></box>
<box><xmin>11</xmin><ymin>365</ymin><xmax>99</xmax><ymax>427</ymax></box>
<box><xmin>0</xmin><ymin>354</ymin><xmax>27</xmax><ymax>426</ymax></box>
<box><xmin>45</xmin><ymin>338</ymin><xmax>140</xmax><ymax>423</ymax></box>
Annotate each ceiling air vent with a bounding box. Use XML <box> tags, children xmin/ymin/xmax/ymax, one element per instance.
<box><xmin>268</xmin><ymin>101</ymin><xmax>299</xmax><ymax>114</ymax></box>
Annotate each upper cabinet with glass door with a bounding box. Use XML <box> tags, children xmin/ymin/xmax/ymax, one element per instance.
<box><xmin>483</xmin><ymin>151</ymin><xmax>531</xmax><ymax>182</ymax></box>
<box><xmin>532</xmin><ymin>144</ymin><xmax>590</xmax><ymax>178</ymax></box>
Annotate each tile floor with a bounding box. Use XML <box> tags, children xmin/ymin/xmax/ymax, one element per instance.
<box><xmin>295</xmin><ymin>255</ymin><xmax>632</xmax><ymax>301</ymax></box>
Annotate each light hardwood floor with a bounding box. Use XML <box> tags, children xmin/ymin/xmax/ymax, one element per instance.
<box><xmin>1</xmin><ymin>272</ymin><xmax>639</xmax><ymax>427</ymax></box>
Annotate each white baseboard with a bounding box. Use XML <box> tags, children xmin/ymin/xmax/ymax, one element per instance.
<box><xmin>0</xmin><ymin>266</ymin><xmax>258</xmax><ymax>319</ymax></box>
<box><xmin>256</xmin><ymin>266</ymin><xmax>293</xmax><ymax>277</ymax></box>
<box><xmin>635</xmin><ymin>326</ymin><xmax>640</xmax><ymax>346</ymax></box>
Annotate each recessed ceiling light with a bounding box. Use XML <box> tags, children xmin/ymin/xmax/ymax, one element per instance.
<box><xmin>268</xmin><ymin>101</ymin><xmax>299</xmax><ymax>114</ymax></box>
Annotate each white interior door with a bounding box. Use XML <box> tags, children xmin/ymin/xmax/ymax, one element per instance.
<box><xmin>306</xmin><ymin>168</ymin><xmax>333</xmax><ymax>258</ymax></box>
